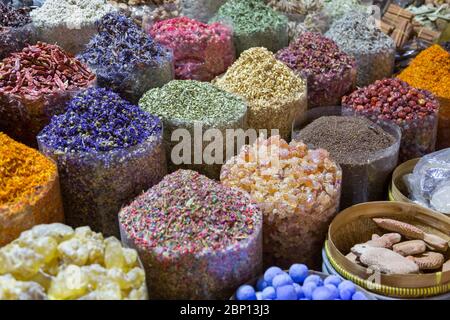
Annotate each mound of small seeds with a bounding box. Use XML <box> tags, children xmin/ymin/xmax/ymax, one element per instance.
<box><xmin>0</xmin><ymin>224</ymin><xmax>148</xmax><ymax>300</ymax></box>
<box><xmin>215</xmin><ymin>47</ymin><xmax>306</xmax><ymax>140</ymax></box>
<box><xmin>220</xmin><ymin>136</ymin><xmax>342</xmax><ymax>269</ymax></box>
<box><xmin>119</xmin><ymin>169</ymin><xmax>262</xmax><ymax>299</ymax></box>
<box><xmin>139</xmin><ymin>80</ymin><xmax>247</xmax><ymax>178</ymax></box>
<box><xmin>276</xmin><ymin>32</ymin><xmax>356</xmax><ymax>108</ymax></box>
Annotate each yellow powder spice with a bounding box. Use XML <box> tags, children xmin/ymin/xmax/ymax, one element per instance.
<box><xmin>398</xmin><ymin>45</ymin><xmax>450</xmax><ymax>99</ymax></box>
<box><xmin>0</xmin><ymin>132</ymin><xmax>57</xmax><ymax>206</ymax></box>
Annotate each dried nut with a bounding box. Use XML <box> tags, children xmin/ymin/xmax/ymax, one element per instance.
<box><xmin>407</xmin><ymin>252</ymin><xmax>445</xmax><ymax>271</ymax></box>
<box><xmin>372</xmin><ymin>218</ymin><xmax>449</xmax><ymax>252</ymax></box>
<box><xmin>393</xmin><ymin>240</ymin><xmax>427</xmax><ymax>256</ymax></box>
<box><xmin>364</xmin><ymin>233</ymin><xmax>401</xmax><ymax>249</ymax></box>
<box><xmin>351</xmin><ymin>244</ymin><xmax>419</xmax><ymax>275</ymax></box>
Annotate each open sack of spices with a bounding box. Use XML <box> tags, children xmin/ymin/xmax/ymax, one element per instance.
<box><xmin>0</xmin><ymin>133</ymin><xmax>64</xmax><ymax>247</ymax></box>
<box><xmin>0</xmin><ymin>2</ymin><xmax>35</xmax><ymax>60</ymax></box>
<box><xmin>0</xmin><ymin>223</ymin><xmax>148</xmax><ymax>300</ymax></box>
<box><xmin>30</xmin><ymin>0</ymin><xmax>116</xmax><ymax>55</ymax></box>
<box><xmin>276</xmin><ymin>32</ymin><xmax>356</xmax><ymax>108</ymax></box>
<box><xmin>119</xmin><ymin>170</ymin><xmax>263</xmax><ymax>300</ymax></box>
<box><xmin>403</xmin><ymin>149</ymin><xmax>450</xmax><ymax>215</ymax></box>
<box><xmin>210</xmin><ymin>0</ymin><xmax>288</xmax><ymax>56</ymax></box>
<box><xmin>342</xmin><ymin>78</ymin><xmax>440</xmax><ymax>162</ymax></box>
<box><xmin>37</xmin><ymin>88</ymin><xmax>167</xmax><ymax>238</ymax></box>
<box><xmin>0</xmin><ymin>42</ymin><xmax>96</xmax><ymax>147</ymax></box>
<box><xmin>148</xmin><ymin>17</ymin><xmax>235</xmax><ymax>82</ymax></box>
<box><xmin>181</xmin><ymin>0</ymin><xmax>226</xmax><ymax>23</ymax></box>
<box><xmin>214</xmin><ymin>47</ymin><xmax>307</xmax><ymax>141</ymax></box>
<box><xmin>79</xmin><ymin>13</ymin><xmax>173</xmax><ymax>104</ymax></box>
<box><xmin>266</xmin><ymin>0</ymin><xmax>331</xmax><ymax>41</ymax></box>
<box><xmin>139</xmin><ymin>80</ymin><xmax>248</xmax><ymax>179</ymax></box>
<box><xmin>397</xmin><ymin>44</ymin><xmax>450</xmax><ymax>150</ymax></box>
<box><xmin>326</xmin><ymin>11</ymin><xmax>396</xmax><ymax>87</ymax></box>
<box><xmin>325</xmin><ymin>202</ymin><xmax>450</xmax><ymax>299</ymax></box>
<box><xmin>221</xmin><ymin>136</ymin><xmax>342</xmax><ymax>270</ymax></box>
<box><xmin>293</xmin><ymin>107</ymin><xmax>401</xmax><ymax>209</ymax></box>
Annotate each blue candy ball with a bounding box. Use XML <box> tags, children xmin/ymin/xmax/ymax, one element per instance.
<box><xmin>324</xmin><ymin>275</ymin><xmax>342</xmax><ymax>287</ymax></box>
<box><xmin>302</xmin><ymin>282</ymin><xmax>317</xmax><ymax>299</ymax></box>
<box><xmin>276</xmin><ymin>285</ymin><xmax>297</xmax><ymax>300</ymax></box>
<box><xmin>264</xmin><ymin>267</ymin><xmax>284</xmax><ymax>285</ymax></box>
<box><xmin>304</xmin><ymin>275</ymin><xmax>323</xmax><ymax>287</ymax></box>
<box><xmin>262</xmin><ymin>286</ymin><xmax>277</xmax><ymax>300</ymax></box>
<box><xmin>352</xmin><ymin>292</ymin><xmax>368</xmax><ymax>300</ymax></box>
<box><xmin>236</xmin><ymin>285</ymin><xmax>257</xmax><ymax>300</ymax></box>
<box><xmin>256</xmin><ymin>277</ymin><xmax>269</xmax><ymax>291</ymax></box>
<box><xmin>289</xmin><ymin>264</ymin><xmax>309</xmax><ymax>284</ymax></box>
<box><xmin>293</xmin><ymin>283</ymin><xmax>304</xmax><ymax>299</ymax></box>
<box><xmin>338</xmin><ymin>280</ymin><xmax>356</xmax><ymax>299</ymax></box>
<box><xmin>272</xmin><ymin>273</ymin><xmax>293</xmax><ymax>288</ymax></box>
<box><xmin>312</xmin><ymin>286</ymin><xmax>334</xmax><ymax>300</ymax></box>
<box><xmin>324</xmin><ymin>284</ymin><xmax>339</xmax><ymax>300</ymax></box>
<box><xmin>256</xmin><ymin>292</ymin><xmax>263</xmax><ymax>300</ymax></box>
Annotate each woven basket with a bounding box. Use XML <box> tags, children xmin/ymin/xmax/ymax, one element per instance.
<box><xmin>389</xmin><ymin>158</ymin><xmax>419</xmax><ymax>204</ymax></box>
<box><xmin>325</xmin><ymin>201</ymin><xmax>450</xmax><ymax>298</ymax></box>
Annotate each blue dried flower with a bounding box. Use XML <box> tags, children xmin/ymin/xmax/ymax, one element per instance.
<box><xmin>38</xmin><ymin>87</ymin><xmax>162</xmax><ymax>153</ymax></box>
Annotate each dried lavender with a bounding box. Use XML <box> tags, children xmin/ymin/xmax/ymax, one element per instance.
<box><xmin>210</xmin><ymin>0</ymin><xmax>288</xmax><ymax>55</ymax></box>
<box><xmin>38</xmin><ymin>88</ymin><xmax>167</xmax><ymax>237</ymax></box>
<box><xmin>325</xmin><ymin>11</ymin><xmax>396</xmax><ymax>87</ymax></box>
<box><xmin>276</xmin><ymin>32</ymin><xmax>356</xmax><ymax>108</ymax></box>
<box><xmin>79</xmin><ymin>13</ymin><xmax>173</xmax><ymax>103</ymax></box>
<box><xmin>0</xmin><ymin>2</ymin><xmax>34</xmax><ymax>59</ymax></box>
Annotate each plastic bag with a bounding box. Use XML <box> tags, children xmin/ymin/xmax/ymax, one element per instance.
<box><xmin>406</xmin><ymin>149</ymin><xmax>450</xmax><ymax>214</ymax></box>
<box><xmin>0</xmin><ymin>86</ymin><xmax>95</xmax><ymax>147</ymax></box>
<box><xmin>37</xmin><ymin>134</ymin><xmax>167</xmax><ymax>238</ymax></box>
<box><xmin>148</xmin><ymin>17</ymin><xmax>235</xmax><ymax>81</ymax></box>
<box><xmin>181</xmin><ymin>0</ymin><xmax>226</xmax><ymax>23</ymax></box>
<box><xmin>0</xmin><ymin>24</ymin><xmax>35</xmax><ymax>60</ymax></box>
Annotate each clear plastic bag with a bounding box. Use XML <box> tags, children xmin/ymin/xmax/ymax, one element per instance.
<box><xmin>0</xmin><ymin>86</ymin><xmax>95</xmax><ymax>147</ymax></box>
<box><xmin>0</xmin><ymin>168</ymin><xmax>64</xmax><ymax>247</ymax></box>
<box><xmin>342</xmin><ymin>103</ymin><xmax>439</xmax><ymax>162</ymax></box>
<box><xmin>406</xmin><ymin>149</ymin><xmax>450</xmax><ymax>214</ymax></box>
<box><xmin>37</xmin><ymin>134</ymin><xmax>167</xmax><ymax>238</ymax></box>
<box><xmin>0</xmin><ymin>24</ymin><xmax>35</xmax><ymax>59</ymax></box>
<box><xmin>120</xmin><ymin>216</ymin><xmax>262</xmax><ymax>300</ymax></box>
<box><xmin>181</xmin><ymin>0</ymin><xmax>226</xmax><ymax>23</ymax></box>
<box><xmin>293</xmin><ymin>106</ymin><xmax>402</xmax><ymax>209</ymax></box>
<box><xmin>148</xmin><ymin>18</ymin><xmax>235</xmax><ymax>82</ymax></box>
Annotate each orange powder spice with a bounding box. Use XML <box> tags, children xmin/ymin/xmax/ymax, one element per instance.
<box><xmin>398</xmin><ymin>44</ymin><xmax>450</xmax><ymax>99</ymax></box>
<box><xmin>0</xmin><ymin>132</ymin><xmax>57</xmax><ymax>206</ymax></box>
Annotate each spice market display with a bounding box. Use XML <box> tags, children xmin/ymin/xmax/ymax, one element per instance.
<box><xmin>210</xmin><ymin>0</ymin><xmax>289</xmax><ymax>55</ymax></box>
<box><xmin>0</xmin><ymin>42</ymin><xmax>96</xmax><ymax>147</ymax></box>
<box><xmin>148</xmin><ymin>16</ymin><xmax>235</xmax><ymax>81</ymax></box>
<box><xmin>0</xmin><ymin>133</ymin><xmax>64</xmax><ymax>247</ymax></box>
<box><xmin>37</xmin><ymin>88</ymin><xmax>166</xmax><ymax>238</ymax></box>
<box><xmin>119</xmin><ymin>170</ymin><xmax>263</xmax><ymax>300</ymax></box>
<box><xmin>0</xmin><ymin>2</ymin><xmax>34</xmax><ymax>59</ymax></box>
<box><xmin>0</xmin><ymin>0</ymin><xmax>450</xmax><ymax>302</ymax></box>
<box><xmin>79</xmin><ymin>13</ymin><xmax>174</xmax><ymax>103</ymax></box>
<box><xmin>276</xmin><ymin>32</ymin><xmax>356</xmax><ymax>108</ymax></box>
<box><xmin>214</xmin><ymin>47</ymin><xmax>307</xmax><ymax>140</ymax></box>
